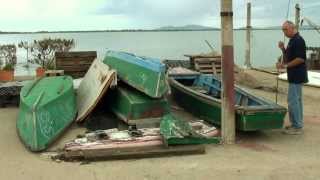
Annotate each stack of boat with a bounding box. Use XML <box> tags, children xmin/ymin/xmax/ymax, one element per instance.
<box><xmin>103</xmin><ymin>51</ymin><xmax>170</xmax><ymax>125</ymax></box>
<box><xmin>16</xmin><ymin>51</ymin><xmax>171</xmax><ymax>152</ymax></box>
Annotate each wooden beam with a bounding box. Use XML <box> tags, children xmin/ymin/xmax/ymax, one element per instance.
<box><xmin>60</xmin><ymin>145</ymin><xmax>205</xmax><ymax>161</ymax></box>
<box><xmin>220</xmin><ymin>0</ymin><xmax>236</xmax><ymax>144</ymax></box>
<box><xmin>244</xmin><ymin>2</ymin><xmax>252</xmax><ymax>68</ymax></box>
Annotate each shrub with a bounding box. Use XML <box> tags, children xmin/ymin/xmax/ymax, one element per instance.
<box><xmin>20</xmin><ymin>38</ymin><xmax>75</xmax><ymax>69</ymax></box>
<box><xmin>0</xmin><ymin>44</ymin><xmax>17</xmax><ymax>70</ymax></box>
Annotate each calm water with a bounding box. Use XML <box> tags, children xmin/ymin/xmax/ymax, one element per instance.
<box><xmin>1</xmin><ymin>30</ymin><xmax>320</xmax><ymax>75</ymax></box>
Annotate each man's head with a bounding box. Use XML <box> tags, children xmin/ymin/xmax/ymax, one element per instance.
<box><xmin>282</xmin><ymin>21</ymin><xmax>297</xmax><ymax>38</ymax></box>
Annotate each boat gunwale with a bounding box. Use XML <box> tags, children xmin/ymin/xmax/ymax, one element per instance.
<box><xmin>106</xmin><ymin>51</ymin><xmax>165</xmax><ymax>73</ymax></box>
<box><xmin>168</xmin><ymin>76</ymin><xmax>287</xmax><ymax>114</ymax></box>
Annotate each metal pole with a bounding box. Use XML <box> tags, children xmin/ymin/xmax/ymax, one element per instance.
<box><xmin>244</xmin><ymin>2</ymin><xmax>252</xmax><ymax>68</ymax></box>
<box><xmin>220</xmin><ymin>0</ymin><xmax>236</xmax><ymax>144</ymax></box>
<box><xmin>295</xmin><ymin>4</ymin><xmax>300</xmax><ymax>31</ymax></box>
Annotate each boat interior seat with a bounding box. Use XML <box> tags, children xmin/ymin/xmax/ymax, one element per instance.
<box><xmin>190</xmin><ymin>86</ymin><xmax>208</xmax><ymax>94</ymax></box>
<box><xmin>239</xmin><ymin>96</ymin><xmax>249</xmax><ymax>106</ymax></box>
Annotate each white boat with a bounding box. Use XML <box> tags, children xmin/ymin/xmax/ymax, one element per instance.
<box><xmin>76</xmin><ymin>59</ymin><xmax>117</xmax><ymax>122</ymax></box>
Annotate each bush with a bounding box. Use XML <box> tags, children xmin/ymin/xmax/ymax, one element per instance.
<box><xmin>0</xmin><ymin>44</ymin><xmax>17</xmax><ymax>70</ymax></box>
<box><xmin>2</xmin><ymin>63</ymin><xmax>14</xmax><ymax>71</ymax></box>
<box><xmin>20</xmin><ymin>38</ymin><xmax>75</xmax><ymax>69</ymax></box>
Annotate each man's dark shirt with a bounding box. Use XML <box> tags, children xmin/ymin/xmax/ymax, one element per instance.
<box><xmin>285</xmin><ymin>33</ymin><xmax>308</xmax><ymax>84</ymax></box>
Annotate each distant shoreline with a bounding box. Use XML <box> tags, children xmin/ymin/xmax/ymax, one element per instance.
<box><xmin>0</xmin><ymin>28</ymin><xmax>315</xmax><ymax>35</ymax></box>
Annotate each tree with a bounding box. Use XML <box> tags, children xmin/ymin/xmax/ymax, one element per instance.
<box><xmin>18</xmin><ymin>41</ymin><xmax>32</xmax><ymax>64</ymax></box>
<box><xmin>27</xmin><ymin>38</ymin><xmax>75</xmax><ymax>69</ymax></box>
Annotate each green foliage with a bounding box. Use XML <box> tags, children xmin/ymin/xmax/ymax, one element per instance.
<box><xmin>18</xmin><ymin>41</ymin><xmax>31</xmax><ymax>63</ymax></box>
<box><xmin>19</xmin><ymin>38</ymin><xmax>75</xmax><ymax>69</ymax></box>
<box><xmin>0</xmin><ymin>44</ymin><xmax>17</xmax><ymax>70</ymax></box>
<box><xmin>2</xmin><ymin>63</ymin><xmax>14</xmax><ymax>71</ymax></box>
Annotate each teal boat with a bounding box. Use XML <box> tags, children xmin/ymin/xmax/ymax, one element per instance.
<box><xmin>103</xmin><ymin>51</ymin><xmax>168</xmax><ymax>98</ymax></box>
<box><xmin>17</xmin><ymin>76</ymin><xmax>77</xmax><ymax>151</ymax></box>
<box><xmin>109</xmin><ymin>83</ymin><xmax>169</xmax><ymax>124</ymax></box>
<box><xmin>169</xmin><ymin>70</ymin><xmax>287</xmax><ymax>131</ymax></box>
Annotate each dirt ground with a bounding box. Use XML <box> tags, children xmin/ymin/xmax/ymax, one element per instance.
<box><xmin>1</xmin><ymin>69</ymin><xmax>320</xmax><ymax>180</ymax></box>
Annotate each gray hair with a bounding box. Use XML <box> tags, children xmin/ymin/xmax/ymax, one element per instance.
<box><xmin>284</xmin><ymin>20</ymin><xmax>296</xmax><ymax>29</ymax></box>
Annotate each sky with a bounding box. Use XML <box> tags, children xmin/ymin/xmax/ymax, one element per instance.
<box><xmin>0</xmin><ymin>0</ymin><xmax>319</xmax><ymax>32</ymax></box>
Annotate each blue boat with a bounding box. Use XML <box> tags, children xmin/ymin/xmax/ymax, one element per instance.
<box><xmin>169</xmin><ymin>69</ymin><xmax>287</xmax><ymax>131</ymax></box>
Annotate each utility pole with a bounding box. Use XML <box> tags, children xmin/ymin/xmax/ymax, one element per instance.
<box><xmin>220</xmin><ymin>0</ymin><xmax>236</xmax><ymax>144</ymax></box>
<box><xmin>244</xmin><ymin>2</ymin><xmax>252</xmax><ymax>68</ymax></box>
<box><xmin>295</xmin><ymin>4</ymin><xmax>300</xmax><ymax>31</ymax></box>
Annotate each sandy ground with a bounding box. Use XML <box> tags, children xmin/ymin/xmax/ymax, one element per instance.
<box><xmin>1</xmin><ymin>69</ymin><xmax>320</xmax><ymax>180</ymax></box>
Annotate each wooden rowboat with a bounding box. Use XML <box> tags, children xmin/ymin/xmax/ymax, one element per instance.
<box><xmin>168</xmin><ymin>68</ymin><xmax>287</xmax><ymax>131</ymax></box>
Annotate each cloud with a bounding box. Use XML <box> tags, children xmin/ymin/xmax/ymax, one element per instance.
<box><xmin>96</xmin><ymin>0</ymin><xmax>219</xmax><ymax>27</ymax></box>
<box><xmin>0</xmin><ymin>0</ymin><xmax>319</xmax><ymax>31</ymax></box>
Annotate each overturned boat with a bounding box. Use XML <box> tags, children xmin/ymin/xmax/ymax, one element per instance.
<box><xmin>103</xmin><ymin>51</ymin><xmax>168</xmax><ymax>98</ymax></box>
<box><xmin>76</xmin><ymin>59</ymin><xmax>117</xmax><ymax>122</ymax></box>
<box><xmin>17</xmin><ymin>76</ymin><xmax>77</xmax><ymax>151</ymax></box>
<box><xmin>168</xmin><ymin>68</ymin><xmax>287</xmax><ymax>131</ymax></box>
<box><xmin>109</xmin><ymin>83</ymin><xmax>169</xmax><ymax>125</ymax></box>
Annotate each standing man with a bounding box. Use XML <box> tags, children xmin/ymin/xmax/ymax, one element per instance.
<box><xmin>277</xmin><ymin>20</ymin><xmax>308</xmax><ymax>135</ymax></box>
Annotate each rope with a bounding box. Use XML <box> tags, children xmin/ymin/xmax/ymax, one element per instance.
<box><xmin>276</xmin><ymin>0</ymin><xmax>292</xmax><ymax>104</ymax></box>
<box><xmin>285</xmin><ymin>0</ymin><xmax>292</xmax><ymax>22</ymax></box>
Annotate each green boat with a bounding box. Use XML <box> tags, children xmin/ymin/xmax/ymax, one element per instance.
<box><xmin>103</xmin><ymin>51</ymin><xmax>168</xmax><ymax>98</ymax></box>
<box><xmin>17</xmin><ymin>76</ymin><xmax>77</xmax><ymax>151</ymax></box>
<box><xmin>169</xmin><ymin>70</ymin><xmax>287</xmax><ymax>131</ymax></box>
<box><xmin>109</xmin><ymin>84</ymin><xmax>169</xmax><ymax>125</ymax></box>
<box><xmin>160</xmin><ymin>114</ymin><xmax>221</xmax><ymax>145</ymax></box>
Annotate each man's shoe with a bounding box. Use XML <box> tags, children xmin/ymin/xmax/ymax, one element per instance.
<box><xmin>282</xmin><ymin>128</ymin><xmax>303</xmax><ymax>135</ymax></box>
<box><xmin>284</xmin><ymin>125</ymin><xmax>294</xmax><ymax>130</ymax></box>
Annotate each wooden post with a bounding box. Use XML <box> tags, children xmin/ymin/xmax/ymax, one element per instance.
<box><xmin>244</xmin><ymin>2</ymin><xmax>252</xmax><ymax>68</ymax></box>
<box><xmin>220</xmin><ymin>0</ymin><xmax>236</xmax><ymax>144</ymax></box>
<box><xmin>295</xmin><ymin>4</ymin><xmax>300</xmax><ymax>31</ymax></box>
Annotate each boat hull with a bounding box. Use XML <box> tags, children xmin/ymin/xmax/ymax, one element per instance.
<box><xmin>169</xmin><ymin>74</ymin><xmax>287</xmax><ymax>131</ymax></box>
<box><xmin>103</xmin><ymin>51</ymin><xmax>168</xmax><ymax>98</ymax></box>
<box><xmin>17</xmin><ymin>76</ymin><xmax>77</xmax><ymax>151</ymax></box>
<box><xmin>110</xmin><ymin>84</ymin><xmax>169</xmax><ymax>124</ymax></box>
<box><xmin>76</xmin><ymin>59</ymin><xmax>117</xmax><ymax>122</ymax></box>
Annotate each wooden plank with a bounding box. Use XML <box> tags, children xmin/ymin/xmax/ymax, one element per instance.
<box><xmin>199</xmin><ymin>69</ymin><xmax>216</xmax><ymax>73</ymax></box>
<box><xmin>195</xmin><ymin>57</ymin><xmax>221</xmax><ymax>61</ymax></box>
<box><xmin>185</xmin><ymin>54</ymin><xmax>221</xmax><ymax>58</ymax></box>
<box><xmin>56</xmin><ymin>60</ymin><xmax>94</xmax><ymax>66</ymax></box>
<box><xmin>212</xmin><ymin>62</ymin><xmax>217</xmax><ymax>75</ymax></box>
<box><xmin>61</xmin><ymin>145</ymin><xmax>205</xmax><ymax>161</ymax></box>
<box><xmin>55</xmin><ymin>51</ymin><xmax>97</xmax><ymax>58</ymax></box>
<box><xmin>45</xmin><ymin>70</ymin><xmax>64</xmax><ymax>77</ymax></box>
<box><xmin>198</xmin><ymin>64</ymin><xmax>215</xmax><ymax>68</ymax></box>
<box><xmin>76</xmin><ymin>59</ymin><xmax>117</xmax><ymax>122</ymax></box>
<box><xmin>57</xmin><ymin>66</ymin><xmax>91</xmax><ymax>72</ymax></box>
<box><xmin>55</xmin><ymin>51</ymin><xmax>96</xmax><ymax>78</ymax></box>
<box><xmin>56</xmin><ymin>56</ymin><xmax>96</xmax><ymax>61</ymax></box>
<box><xmin>194</xmin><ymin>58</ymin><xmax>221</xmax><ymax>63</ymax></box>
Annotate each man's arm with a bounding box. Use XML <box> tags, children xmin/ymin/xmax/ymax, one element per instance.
<box><xmin>286</xmin><ymin>57</ymin><xmax>304</xmax><ymax>68</ymax></box>
<box><xmin>278</xmin><ymin>41</ymin><xmax>287</xmax><ymax>63</ymax></box>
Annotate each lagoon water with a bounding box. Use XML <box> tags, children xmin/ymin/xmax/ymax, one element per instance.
<box><xmin>1</xmin><ymin>30</ymin><xmax>320</xmax><ymax>75</ymax></box>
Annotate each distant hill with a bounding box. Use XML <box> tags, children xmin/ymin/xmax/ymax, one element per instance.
<box><xmin>155</xmin><ymin>25</ymin><xmax>219</xmax><ymax>31</ymax></box>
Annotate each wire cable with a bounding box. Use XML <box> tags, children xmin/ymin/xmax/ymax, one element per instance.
<box><xmin>276</xmin><ymin>0</ymin><xmax>292</xmax><ymax>104</ymax></box>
